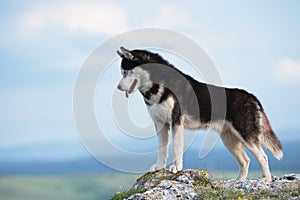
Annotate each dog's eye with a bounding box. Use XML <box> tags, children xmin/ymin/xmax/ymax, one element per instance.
<box><xmin>123</xmin><ymin>70</ymin><xmax>129</xmax><ymax>76</ymax></box>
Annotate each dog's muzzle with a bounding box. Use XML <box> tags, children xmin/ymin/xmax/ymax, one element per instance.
<box><xmin>117</xmin><ymin>84</ymin><xmax>123</xmax><ymax>91</ymax></box>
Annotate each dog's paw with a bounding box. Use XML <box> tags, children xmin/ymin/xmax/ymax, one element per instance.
<box><xmin>149</xmin><ymin>163</ymin><xmax>165</xmax><ymax>172</ymax></box>
<box><xmin>235</xmin><ymin>177</ymin><xmax>246</xmax><ymax>182</ymax></box>
<box><xmin>262</xmin><ymin>176</ymin><xmax>272</xmax><ymax>182</ymax></box>
<box><xmin>169</xmin><ymin>163</ymin><xmax>182</xmax><ymax>174</ymax></box>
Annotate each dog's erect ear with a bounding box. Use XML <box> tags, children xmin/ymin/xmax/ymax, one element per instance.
<box><xmin>117</xmin><ymin>50</ymin><xmax>125</xmax><ymax>58</ymax></box>
<box><xmin>117</xmin><ymin>46</ymin><xmax>134</xmax><ymax>60</ymax></box>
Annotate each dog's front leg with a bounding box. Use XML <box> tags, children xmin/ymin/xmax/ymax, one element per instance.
<box><xmin>150</xmin><ymin>122</ymin><xmax>170</xmax><ymax>172</ymax></box>
<box><xmin>169</xmin><ymin>121</ymin><xmax>184</xmax><ymax>173</ymax></box>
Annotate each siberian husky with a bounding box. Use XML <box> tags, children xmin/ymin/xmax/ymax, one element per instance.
<box><xmin>116</xmin><ymin>47</ymin><xmax>283</xmax><ymax>181</ymax></box>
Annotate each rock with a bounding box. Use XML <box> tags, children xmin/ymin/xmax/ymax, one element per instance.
<box><xmin>127</xmin><ymin>169</ymin><xmax>209</xmax><ymax>200</ymax></box>
<box><xmin>281</xmin><ymin>174</ymin><xmax>299</xmax><ymax>181</ymax></box>
<box><xmin>123</xmin><ymin>169</ymin><xmax>300</xmax><ymax>200</ymax></box>
<box><xmin>213</xmin><ymin>173</ymin><xmax>300</xmax><ymax>192</ymax></box>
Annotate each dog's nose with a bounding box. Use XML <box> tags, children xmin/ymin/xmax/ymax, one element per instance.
<box><xmin>117</xmin><ymin>84</ymin><xmax>123</xmax><ymax>91</ymax></box>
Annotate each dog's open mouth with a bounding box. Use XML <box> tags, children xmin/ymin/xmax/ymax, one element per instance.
<box><xmin>125</xmin><ymin>79</ymin><xmax>137</xmax><ymax>98</ymax></box>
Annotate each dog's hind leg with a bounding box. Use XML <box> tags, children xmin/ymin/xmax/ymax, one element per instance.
<box><xmin>244</xmin><ymin>141</ymin><xmax>272</xmax><ymax>181</ymax></box>
<box><xmin>150</xmin><ymin>122</ymin><xmax>170</xmax><ymax>172</ymax></box>
<box><xmin>220</xmin><ymin>129</ymin><xmax>250</xmax><ymax>180</ymax></box>
<box><xmin>169</xmin><ymin>118</ymin><xmax>184</xmax><ymax>174</ymax></box>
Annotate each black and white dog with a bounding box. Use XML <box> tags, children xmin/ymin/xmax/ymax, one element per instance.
<box><xmin>116</xmin><ymin>47</ymin><xmax>283</xmax><ymax>181</ymax></box>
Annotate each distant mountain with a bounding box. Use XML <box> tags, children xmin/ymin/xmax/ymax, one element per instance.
<box><xmin>0</xmin><ymin>141</ymin><xmax>299</xmax><ymax>175</ymax></box>
<box><xmin>0</xmin><ymin>156</ymin><xmax>115</xmax><ymax>176</ymax></box>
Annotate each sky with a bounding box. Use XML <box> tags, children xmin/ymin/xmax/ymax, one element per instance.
<box><xmin>1</xmin><ymin>0</ymin><xmax>300</xmax><ymax>164</ymax></box>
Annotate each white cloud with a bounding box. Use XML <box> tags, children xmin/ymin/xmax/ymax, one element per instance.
<box><xmin>143</xmin><ymin>4</ymin><xmax>238</xmax><ymax>58</ymax></box>
<box><xmin>274</xmin><ymin>58</ymin><xmax>300</xmax><ymax>83</ymax></box>
<box><xmin>20</xmin><ymin>1</ymin><xmax>130</xmax><ymax>36</ymax></box>
<box><xmin>146</xmin><ymin>4</ymin><xmax>208</xmax><ymax>34</ymax></box>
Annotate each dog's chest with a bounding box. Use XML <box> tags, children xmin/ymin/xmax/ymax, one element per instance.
<box><xmin>147</xmin><ymin>97</ymin><xmax>175</xmax><ymax>124</ymax></box>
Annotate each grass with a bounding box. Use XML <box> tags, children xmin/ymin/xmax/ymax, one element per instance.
<box><xmin>110</xmin><ymin>188</ymin><xmax>146</xmax><ymax>200</ymax></box>
<box><xmin>0</xmin><ymin>173</ymin><xmax>139</xmax><ymax>200</ymax></box>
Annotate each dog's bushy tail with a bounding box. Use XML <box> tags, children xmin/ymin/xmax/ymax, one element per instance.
<box><xmin>262</xmin><ymin>129</ymin><xmax>283</xmax><ymax>160</ymax></box>
<box><xmin>261</xmin><ymin>112</ymin><xmax>283</xmax><ymax>160</ymax></box>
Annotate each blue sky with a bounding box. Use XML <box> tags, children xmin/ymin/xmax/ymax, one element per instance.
<box><xmin>1</xmin><ymin>0</ymin><xmax>300</xmax><ymax>163</ymax></box>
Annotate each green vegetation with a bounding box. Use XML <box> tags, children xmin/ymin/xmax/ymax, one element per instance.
<box><xmin>0</xmin><ymin>173</ymin><xmax>139</xmax><ymax>200</ymax></box>
<box><xmin>110</xmin><ymin>188</ymin><xmax>145</xmax><ymax>200</ymax></box>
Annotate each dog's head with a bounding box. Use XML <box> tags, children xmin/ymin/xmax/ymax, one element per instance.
<box><xmin>117</xmin><ymin>47</ymin><xmax>159</xmax><ymax>98</ymax></box>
